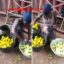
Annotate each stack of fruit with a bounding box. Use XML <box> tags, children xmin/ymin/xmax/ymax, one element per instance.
<box><xmin>19</xmin><ymin>43</ymin><xmax>32</xmax><ymax>58</ymax></box>
<box><xmin>0</xmin><ymin>36</ymin><xmax>14</xmax><ymax>48</ymax></box>
<box><xmin>33</xmin><ymin>22</ymin><xmax>39</xmax><ymax>30</ymax></box>
<box><xmin>50</xmin><ymin>38</ymin><xmax>64</xmax><ymax>57</ymax></box>
<box><xmin>32</xmin><ymin>36</ymin><xmax>44</xmax><ymax>48</ymax></box>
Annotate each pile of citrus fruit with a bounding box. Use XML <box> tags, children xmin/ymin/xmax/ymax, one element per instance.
<box><xmin>19</xmin><ymin>44</ymin><xmax>32</xmax><ymax>58</ymax></box>
<box><xmin>0</xmin><ymin>36</ymin><xmax>14</xmax><ymax>48</ymax></box>
<box><xmin>32</xmin><ymin>36</ymin><xmax>44</xmax><ymax>48</ymax></box>
<box><xmin>33</xmin><ymin>22</ymin><xmax>39</xmax><ymax>30</ymax></box>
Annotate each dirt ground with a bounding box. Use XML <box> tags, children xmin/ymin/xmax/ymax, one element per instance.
<box><xmin>0</xmin><ymin>49</ymin><xmax>31</xmax><ymax>64</ymax></box>
<box><xmin>33</xmin><ymin>48</ymin><xmax>64</xmax><ymax>64</ymax></box>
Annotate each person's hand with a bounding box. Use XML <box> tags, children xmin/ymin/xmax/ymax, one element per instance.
<box><xmin>31</xmin><ymin>21</ymin><xmax>35</xmax><ymax>26</ymax></box>
<box><xmin>11</xmin><ymin>29</ymin><xmax>15</xmax><ymax>34</ymax></box>
<box><xmin>43</xmin><ymin>26</ymin><xmax>49</xmax><ymax>35</ymax></box>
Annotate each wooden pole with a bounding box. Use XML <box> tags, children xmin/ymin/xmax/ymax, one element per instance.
<box><xmin>6</xmin><ymin>0</ymin><xmax>10</xmax><ymax>24</ymax></box>
<box><xmin>60</xmin><ymin>18</ymin><xmax>64</xmax><ymax>29</ymax></box>
<box><xmin>54</xmin><ymin>3</ymin><xmax>64</xmax><ymax>8</ymax></box>
<box><xmin>0</xmin><ymin>11</ymin><xmax>22</xmax><ymax>18</ymax></box>
<box><xmin>14</xmin><ymin>0</ymin><xmax>21</xmax><ymax>7</ymax></box>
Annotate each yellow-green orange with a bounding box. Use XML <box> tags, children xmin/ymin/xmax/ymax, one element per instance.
<box><xmin>32</xmin><ymin>36</ymin><xmax>44</xmax><ymax>48</ymax></box>
<box><xmin>33</xmin><ymin>22</ymin><xmax>39</xmax><ymax>30</ymax></box>
<box><xmin>0</xmin><ymin>36</ymin><xmax>13</xmax><ymax>48</ymax></box>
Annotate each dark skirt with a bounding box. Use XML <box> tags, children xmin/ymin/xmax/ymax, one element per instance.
<box><xmin>47</xmin><ymin>26</ymin><xmax>56</xmax><ymax>45</ymax></box>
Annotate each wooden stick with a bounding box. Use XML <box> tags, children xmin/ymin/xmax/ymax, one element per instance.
<box><xmin>57</xmin><ymin>15</ymin><xmax>63</xmax><ymax>19</ymax></box>
<box><xmin>60</xmin><ymin>18</ymin><xmax>64</xmax><ymax>29</ymax></box>
<box><xmin>53</xmin><ymin>0</ymin><xmax>56</xmax><ymax>6</ymax></box>
<box><xmin>8</xmin><ymin>12</ymin><xmax>23</xmax><ymax>17</ymax></box>
<box><xmin>6</xmin><ymin>0</ymin><xmax>10</xmax><ymax>24</ymax></box>
<box><xmin>24</xmin><ymin>4</ymin><xmax>31</xmax><ymax>8</ymax></box>
<box><xmin>0</xmin><ymin>11</ymin><xmax>6</xmax><ymax>15</ymax></box>
<box><xmin>54</xmin><ymin>3</ymin><xmax>64</xmax><ymax>8</ymax></box>
<box><xmin>19</xmin><ymin>0</ymin><xmax>32</xmax><ymax>4</ymax></box>
<box><xmin>0</xmin><ymin>11</ymin><xmax>22</xmax><ymax>18</ymax></box>
<box><xmin>57</xmin><ymin>0</ymin><xmax>64</xmax><ymax>3</ymax></box>
<box><xmin>2</xmin><ymin>0</ymin><xmax>6</xmax><ymax>11</ymax></box>
<box><xmin>13</xmin><ymin>0</ymin><xmax>21</xmax><ymax>7</ymax></box>
<box><xmin>32</xmin><ymin>11</ymin><xmax>39</xmax><ymax>13</ymax></box>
